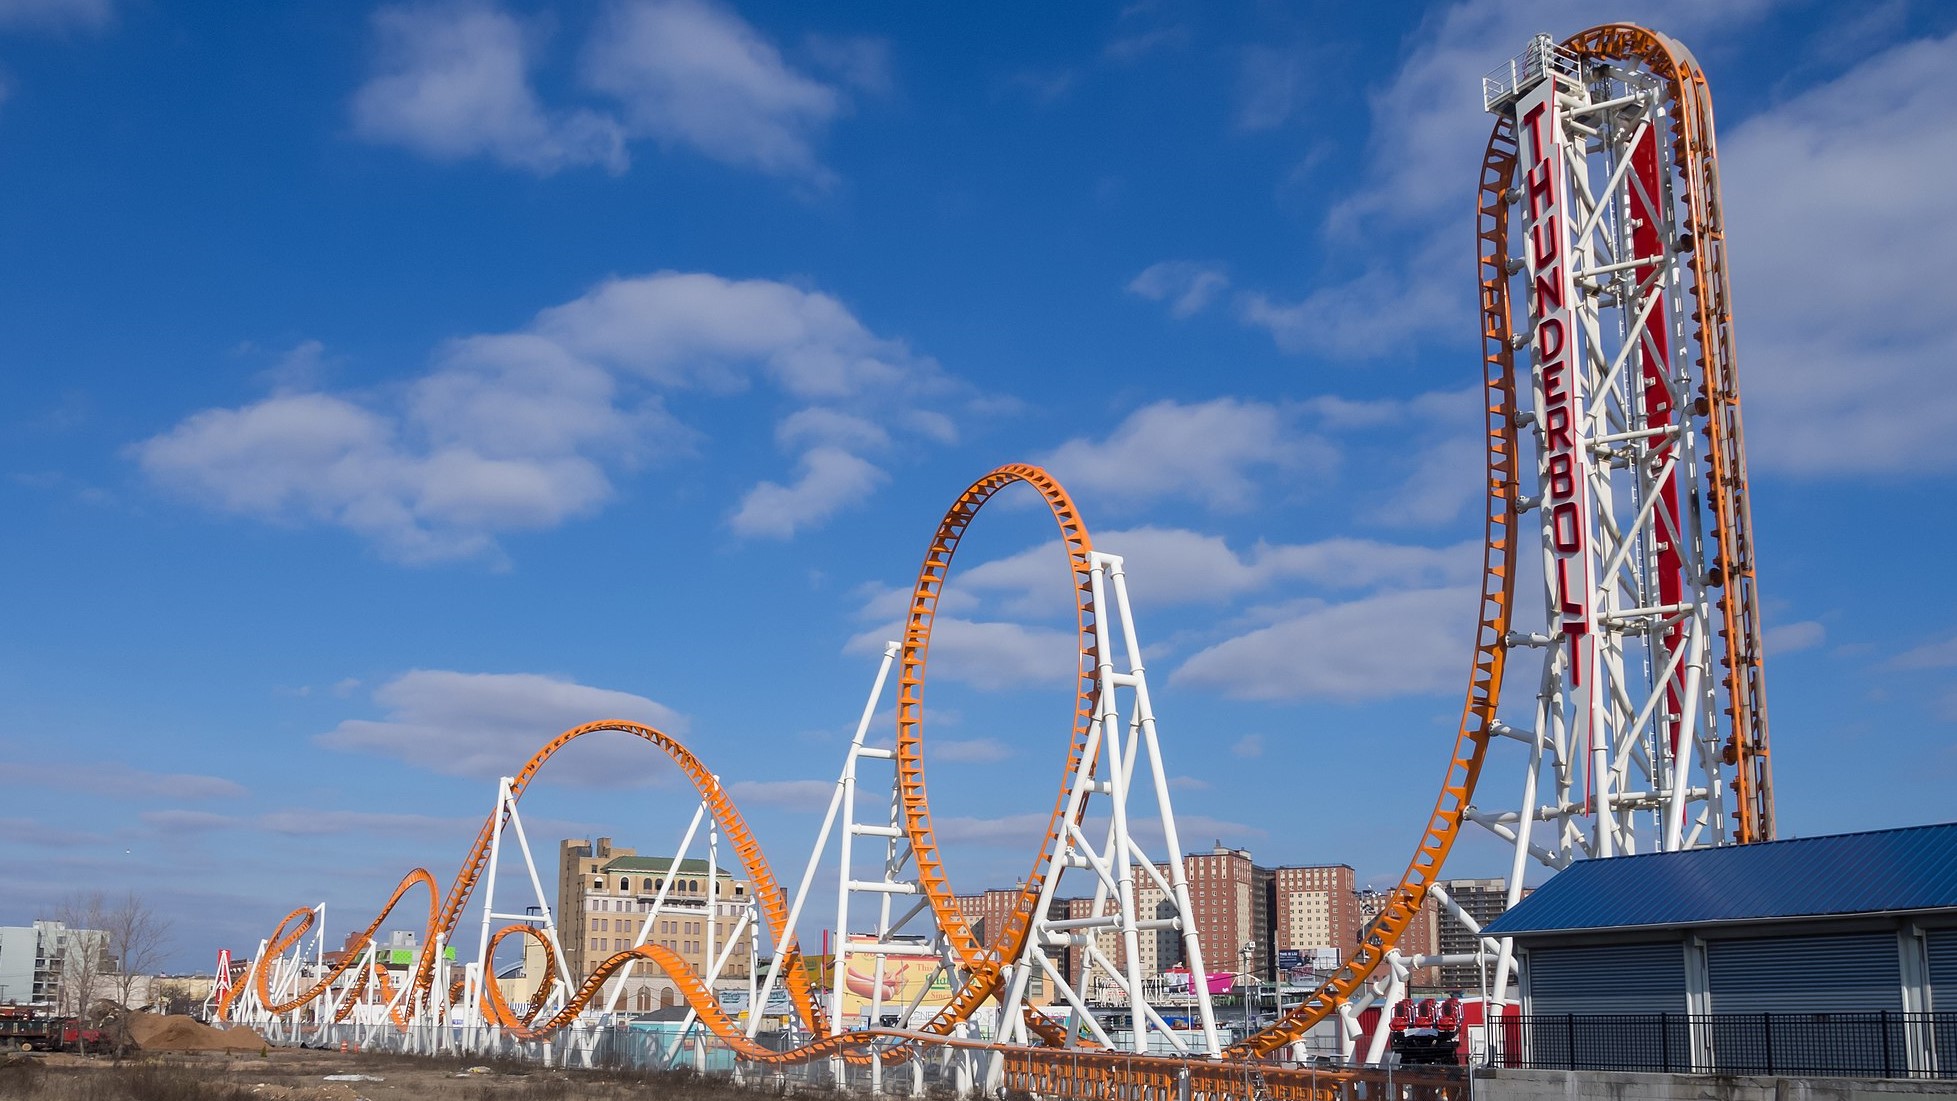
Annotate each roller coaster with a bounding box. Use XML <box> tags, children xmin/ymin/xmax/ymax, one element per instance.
<box><xmin>217</xmin><ymin>24</ymin><xmax>1773</xmax><ymax>1100</ymax></box>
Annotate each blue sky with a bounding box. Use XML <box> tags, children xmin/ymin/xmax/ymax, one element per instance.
<box><xmin>3</xmin><ymin>0</ymin><xmax>1956</xmax><ymax>974</ymax></box>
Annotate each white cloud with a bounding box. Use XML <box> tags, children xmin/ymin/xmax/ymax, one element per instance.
<box><xmin>729</xmin><ymin>447</ymin><xmax>887</xmax><ymax>539</ymax></box>
<box><xmin>138</xmin><ymin>272</ymin><xmax>948</xmax><ymax>561</ymax></box>
<box><xmin>536</xmin><ymin>272</ymin><xmax>938</xmax><ymax>399</ymax></box>
<box><xmin>0</xmin><ymin>762</ymin><xmax>245</xmax><ymax>800</ymax></box>
<box><xmin>1001</xmin><ymin>69</ymin><xmax>1075</xmax><ymax>105</ymax></box>
<box><xmin>315</xmin><ymin>669</ymin><xmax>689</xmax><ymax>786</ymax></box>
<box><xmin>350</xmin><ymin>0</ymin><xmax>855</xmax><ymax>184</ymax></box>
<box><xmin>1127</xmin><ymin>262</ymin><xmax>1230</xmax><ymax>319</ymax></box>
<box><xmin>1298</xmin><ymin>387</ymin><xmax>1483</xmax><ymax>528</ymax></box>
<box><xmin>726</xmin><ymin>779</ymin><xmax>835</xmax><ymax>811</ymax></box>
<box><xmin>584</xmin><ymin>0</ymin><xmax>843</xmax><ymax>182</ymax></box>
<box><xmin>1085</xmin><ymin>813</ymin><xmax>1268</xmax><ymax>855</ymax></box>
<box><xmin>846</xmin><ymin>618</ymin><xmax>1078</xmax><ymax>692</ymax></box>
<box><xmin>932</xmin><ymin>738</ymin><xmax>1013</xmax><ymax>764</ymax></box>
<box><xmin>351</xmin><ymin>2</ymin><xmax>626</xmax><ymax>174</ymax></box>
<box><xmin>1172</xmin><ymin>586</ymin><xmax>1475</xmax><ymax>702</ymax></box>
<box><xmin>257</xmin><ymin>810</ymin><xmax>477</xmax><ymax>838</ymax></box>
<box><xmin>1765</xmin><ymin>620</ymin><xmax>1826</xmax><ymax>656</ymax></box>
<box><xmin>1723</xmin><ymin>29</ymin><xmax>1957</xmax><ymax>474</ymax></box>
<box><xmin>775</xmin><ymin>407</ymin><xmax>891</xmax><ymax>452</ymax></box>
<box><xmin>0</xmin><ymin>0</ymin><xmax>112</xmax><ymax>32</ymax></box>
<box><xmin>259</xmin><ymin>339</ymin><xmax>334</xmax><ymax>393</ymax></box>
<box><xmin>1231</xmin><ymin>734</ymin><xmax>1265</xmax><ymax>759</ymax></box>
<box><xmin>136</xmin><ymin>387</ymin><xmax>626</xmax><ymax>563</ymax></box>
<box><xmin>961</xmin><ymin>528</ymin><xmax>1476</xmax><ymax>611</ymax></box>
<box><xmin>800</xmin><ymin>33</ymin><xmax>893</xmax><ymax>95</ymax></box>
<box><xmin>849</xmin><ymin>579</ymin><xmax>977</xmax><ymax>626</ymax></box>
<box><xmin>929</xmin><ymin>812</ymin><xmax>1053</xmax><ymax>847</ymax></box>
<box><xmin>140</xmin><ymin>809</ymin><xmax>235</xmax><ymax>834</ymax></box>
<box><xmin>1237</xmin><ymin>237</ymin><xmax>1459</xmax><ymax>359</ymax></box>
<box><xmin>1236</xmin><ymin>0</ymin><xmax>1776</xmax><ymax>360</ymax></box>
<box><xmin>1362</xmin><ymin>431</ymin><xmax>1481</xmax><ymax>528</ymax></box>
<box><xmin>1104</xmin><ymin>27</ymin><xmax>1186</xmax><ymax>65</ymax></box>
<box><xmin>139</xmin><ymin>806</ymin><xmax>478</xmax><ymax>839</ymax></box>
<box><xmin>0</xmin><ymin>816</ymin><xmax>109</xmax><ymax>848</ymax></box>
<box><xmin>1893</xmin><ymin>635</ymin><xmax>1957</xmax><ymax>671</ymax></box>
<box><xmin>1041</xmin><ymin>398</ymin><xmax>1328</xmax><ymax>511</ymax></box>
<box><xmin>1235</xmin><ymin>46</ymin><xmax>1300</xmax><ymax>132</ymax></box>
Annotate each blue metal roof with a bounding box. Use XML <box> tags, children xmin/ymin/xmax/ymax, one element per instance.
<box><xmin>1480</xmin><ymin>821</ymin><xmax>1957</xmax><ymax>936</ymax></box>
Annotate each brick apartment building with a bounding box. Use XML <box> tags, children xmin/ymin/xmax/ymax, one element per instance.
<box><xmin>1270</xmin><ymin>864</ymin><xmax>1361</xmax><ymax>974</ymax></box>
<box><xmin>1357</xmin><ymin>886</ymin><xmax>1442</xmax><ymax>988</ymax></box>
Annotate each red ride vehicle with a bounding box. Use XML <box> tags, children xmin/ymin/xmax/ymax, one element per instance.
<box><xmin>1386</xmin><ymin>995</ymin><xmax>1464</xmax><ymax>1065</ymax></box>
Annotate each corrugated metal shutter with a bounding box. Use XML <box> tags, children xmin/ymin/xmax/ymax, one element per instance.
<box><xmin>1928</xmin><ymin>928</ymin><xmax>1957</xmax><ymax>1009</ymax></box>
<box><xmin>1521</xmin><ymin>942</ymin><xmax>1688</xmax><ymax>1071</ymax></box>
<box><xmin>1706</xmin><ymin>932</ymin><xmax>1901</xmax><ymax>1013</ymax></box>
<box><xmin>1705</xmin><ymin>932</ymin><xmax>1906</xmax><ymax>1076</ymax></box>
<box><xmin>1930</xmin><ymin>930</ymin><xmax>1957</xmax><ymax>1077</ymax></box>
<box><xmin>1525</xmin><ymin>941</ymin><xmax>1685</xmax><ymax>1014</ymax></box>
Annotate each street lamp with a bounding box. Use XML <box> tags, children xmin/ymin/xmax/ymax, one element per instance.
<box><xmin>1239</xmin><ymin>940</ymin><xmax>1256</xmax><ymax>1038</ymax></box>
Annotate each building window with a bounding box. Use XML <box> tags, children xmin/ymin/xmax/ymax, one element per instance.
<box><xmin>593</xmin><ymin>878</ymin><xmax>604</xmax><ymax>890</ymax></box>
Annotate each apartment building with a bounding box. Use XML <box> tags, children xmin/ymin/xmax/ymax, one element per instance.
<box><xmin>1270</xmin><ymin>864</ymin><xmax>1360</xmax><ymax>973</ymax></box>
<box><xmin>556</xmin><ymin>837</ymin><xmax>753</xmax><ymax>1011</ymax></box>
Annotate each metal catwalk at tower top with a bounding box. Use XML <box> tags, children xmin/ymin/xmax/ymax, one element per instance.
<box><xmin>1470</xmin><ymin>25</ymin><xmax>1776</xmax><ymax>990</ymax></box>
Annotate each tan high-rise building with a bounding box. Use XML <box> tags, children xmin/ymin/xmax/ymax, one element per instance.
<box><xmin>556</xmin><ymin>837</ymin><xmax>753</xmax><ymax>1011</ymax></box>
<box><xmin>558</xmin><ymin>837</ymin><xmax>635</xmax><ymax>983</ymax></box>
<box><xmin>1271</xmin><ymin>864</ymin><xmax>1360</xmax><ymax>972</ymax></box>
<box><xmin>1182</xmin><ymin>844</ymin><xmax>1268</xmax><ymax>982</ymax></box>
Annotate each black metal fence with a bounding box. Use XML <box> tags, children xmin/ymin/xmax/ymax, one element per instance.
<box><xmin>1483</xmin><ymin>1012</ymin><xmax>1957</xmax><ymax>1080</ymax></box>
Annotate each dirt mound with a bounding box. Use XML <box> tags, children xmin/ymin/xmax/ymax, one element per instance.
<box><xmin>125</xmin><ymin>1011</ymin><xmax>266</xmax><ymax>1052</ymax></box>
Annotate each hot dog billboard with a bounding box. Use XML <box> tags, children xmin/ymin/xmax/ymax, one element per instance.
<box><xmin>838</xmin><ymin>936</ymin><xmax>954</xmax><ymax>1020</ymax></box>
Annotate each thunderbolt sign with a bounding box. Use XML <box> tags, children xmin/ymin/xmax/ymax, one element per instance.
<box><xmin>1517</xmin><ymin>77</ymin><xmax>1595</xmax><ymax>680</ymax></box>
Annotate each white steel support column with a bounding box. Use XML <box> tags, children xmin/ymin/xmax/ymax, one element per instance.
<box><xmin>994</xmin><ymin>551</ymin><xmax>1221</xmax><ymax>1058</ymax></box>
<box><xmin>754</xmin><ymin>639</ymin><xmax>965</xmax><ymax>1066</ymax></box>
<box><xmin>824</xmin><ymin>641</ymin><xmax>961</xmax><ymax>1040</ymax></box>
<box><xmin>467</xmin><ymin>776</ymin><xmax>573</xmax><ymax>1030</ymax></box>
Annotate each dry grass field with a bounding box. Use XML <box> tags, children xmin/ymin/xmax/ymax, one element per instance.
<box><xmin>0</xmin><ymin>1047</ymin><xmax>820</xmax><ymax>1101</ymax></box>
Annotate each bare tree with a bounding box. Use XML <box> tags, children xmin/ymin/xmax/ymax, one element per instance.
<box><xmin>100</xmin><ymin>892</ymin><xmax>173</xmax><ymax>1012</ymax></box>
<box><xmin>50</xmin><ymin>892</ymin><xmax>174</xmax><ymax>1057</ymax></box>
<box><xmin>150</xmin><ymin>976</ymin><xmax>202</xmax><ymax>1017</ymax></box>
<box><xmin>51</xmin><ymin>892</ymin><xmax>111</xmax><ymax>1017</ymax></box>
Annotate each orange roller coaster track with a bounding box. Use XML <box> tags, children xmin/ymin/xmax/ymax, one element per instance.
<box><xmin>227</xmin><ymin>24</ymin><xmax>1767</xmax><ymax>1082</ymax></box>
<box><xmin>223</xmin><ymin>465</ymin><xmax>1102</xmax><ymax>1063</ymax></box>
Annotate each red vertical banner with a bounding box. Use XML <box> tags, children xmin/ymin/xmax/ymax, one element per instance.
<box><xmin>1630</xmin><ymin>126</ymin><xmax>1688</xmax><ymax>755</ymax></box>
